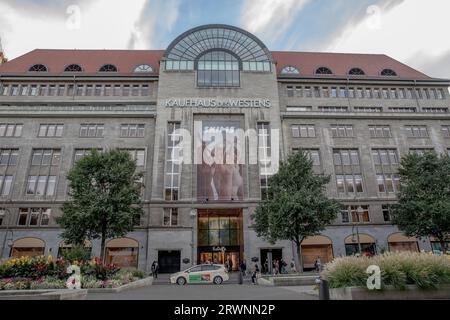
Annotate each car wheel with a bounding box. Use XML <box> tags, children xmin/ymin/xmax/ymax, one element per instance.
<box><xmin>213</xmin><ymin>276</ymin><xmax>223</xmax><ymax>285</ymax></box>
<box><xmin>177</xmin><ymin>277</ymin><xmax>187</xmax><ymax>285</ymax></box>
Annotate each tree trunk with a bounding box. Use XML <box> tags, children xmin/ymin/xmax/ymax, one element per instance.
<box><xmin>100</xmin><ymin>219</ymin><xmax>107</xmax><ymax>264</ymax></box>
<box><xmin>296</xmin><ymin>238</ymin><xmax>304</xmax><ymax>274</ymax></box>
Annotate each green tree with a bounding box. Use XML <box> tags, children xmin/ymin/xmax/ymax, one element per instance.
<box><xmin>391</xmin><ymin>152</ymin><xmax>450</xmax><ymax>254</ymax></box>
<box><xmin>58</xmin><ymin>149</ymin><xmax>144</xmax><ymax>262</ymax></box>
<box><xmin>252</xmin><ymin>150</ymin><xmax>340</xmax><ymax>273</ymax></box>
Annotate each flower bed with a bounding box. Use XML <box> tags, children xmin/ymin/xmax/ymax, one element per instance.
<box><xmin>321</xmin><ymin>252</ymin><xmax>450</xmax><ymax>290</ymax></box>
<box><xmin>0</xmin><ymin>256</ymin><xmax>146</xmax><ymax>290</ymax></box>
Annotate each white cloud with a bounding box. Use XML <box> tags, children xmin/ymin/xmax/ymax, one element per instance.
<box><xmin>0</xmin><ymin>0</ymin><xmax>147</xmax><ymax>59</ymax></box>
<box><xmin>325</xmin><ymin>0</ymin><xmax>450</xmax><ymax>78</ymax></box>
<box><xmin>241</xmin><ymin>0</ymin><xmax>310</xmax><ymax>43</ymax></box>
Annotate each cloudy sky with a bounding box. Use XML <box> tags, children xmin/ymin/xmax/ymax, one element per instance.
<box><xmin>1</xmin><ymin>0</ymin><xmax>449</xmax><ymax>78</ymax></box>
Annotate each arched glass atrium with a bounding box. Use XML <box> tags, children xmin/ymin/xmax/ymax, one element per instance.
<box><xmin>164</xmin><ymin>25</ymin><xmax>272</xmax><ymax>86</ymax></box>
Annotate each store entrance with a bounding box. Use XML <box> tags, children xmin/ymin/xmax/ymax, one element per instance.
<box><xmin>260</xmin><ymin>249</ymin><xmax>282</xmax><ymax>274</ymax></box>
<box><xmin>197</xmin><ymin>209</ymin><xmax>243</xmax><ymax>271</ymax></box>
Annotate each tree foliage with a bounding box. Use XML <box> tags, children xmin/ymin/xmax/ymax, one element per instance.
<box><xmin>252</xmin><ymin>150</ymin><xmax>340</xmax><ymax>272</ymax></box>
<box><xmin>58</xmin><ymin>149</ymin><xmax>144</xmax><ymax>261</ymax></box>
<box><xmin>391</xmin><ymin>152</ymin><xmax>450</xmax><ymax>253</ymax></box>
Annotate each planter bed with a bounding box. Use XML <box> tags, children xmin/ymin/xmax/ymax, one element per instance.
<box><xmin>258</xmin><ymin>275</ymin><xmax>318</xmax><ymax>286</ymax></box>
<box><xmin>0</xmin><ymin>289</ymin><xmax>87</xmax><ymax>300</ymax></box>
<box><xmin>87</xmin><ymin>276</ymin><xmax>153</xmax><ymax>293</ymax></box>
<box><xmin>329</xmin><ymin>285</ymin><xmax>450</xmax><ymax>300</ymax></box>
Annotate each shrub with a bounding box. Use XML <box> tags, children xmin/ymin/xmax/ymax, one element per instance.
<box><xmin>132</xmin><ymin>269</ymin><xmax>145</xmax><ymax>279</ymax></box>
<box><xmin>29</xmin><ymin>277</ymin><xmax>66</xmax><ymax>290</ymax></box>
<box><xmin>80</xmin><ymin>258</ymin><xmax>120</xmax><ymax>281</ymax></box>
<box><xmin>61</xmin><ymin>245</ymin><xmax>91</xmax><ymax>263</ymax></box>
<box><xmin>321</xmin><ymin>252</ymin><xmax>450</xmax><ymax>290</ymax></box>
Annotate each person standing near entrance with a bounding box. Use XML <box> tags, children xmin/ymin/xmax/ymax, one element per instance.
<box><xmin>240</xmin><ymin>259</ymin><xmax>247</xmax><ymax>277</ymax></box>
<box><xmin>290</xmin><ymin>259</ymin><xmax>297</xmax><ymax>273</ymax></box>
<box><xmin>251</xmin><ymin>264</ymin><xmax>260</xmax><ymax>285</ymax></box>
<box><xmin>151</xmin><ymin>261</ymin><xmax>159</xmax><ymax>279</ymax></box>
<box><xmin>314</xmin><ymin>257</ymin><xmax>322</xmax><ymax>273</ymax></box>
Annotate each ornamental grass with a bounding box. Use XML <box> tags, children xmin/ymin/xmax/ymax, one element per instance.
<box><xmin>321</xmin><ymin>251</ymin><xmax>450</xmax><ymax>290</ymax></box>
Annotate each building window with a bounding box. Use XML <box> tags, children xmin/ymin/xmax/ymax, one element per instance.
<box><xmin>26</xmin><ymin>175</ymin><xmax>57</xmax><ymax>196</ymax></box>
<box><xmin>197</xmin><ymin>51</ymin><xmax>240</xmax><ymax>87</ymax></box>
<box><xmin>99</xmin><ymin>64</ymin><xmax>117</xmax><ymax>72</ymax></box>
<box><xmin>382</xmin><ymin>88</ymin><xmax>390</xmax><ymax>99</ymax></box>
<box><xmin>20</xmin><ymin>85</ymin><xmax>28</xmax><ymax>96</ymax></box>
<box><xmin>125</xmin><ymin>149</ymin><xmax>146</xmax><ymax>167</ymax></box>
<box><xmin>141</xmin><ymin>84</ymin><xmax>150</xmax><ymax>96</ymax></box>
<box><xmin>48</xmin><ymin>85</ymin><xmax>56</xmax><ymax>96</ymax></box>
<box><xmin>348</xmin><ymin>68</ymin><xmax>365</xmax><ymax>76</ymax></box>
<box><xmin>437</xmin><ymin>89</ymin><xmax>445</xmax><ymax>99</ymax></box>
<box><xmin>38</xmin><ymin>85</ymin><xmax>47</xmax><ymax>96</ymax></box>
<box><xmin>315</xmin><ymin>67</ymin><xmax>333</xmax><ymax>75</ymax></box>
<box><xmin>405</xmin><ymin>125</ymin><xmax>428</xmax><ymax>138</ymax></box>
<box><xmin>353</xmin><ymin>107</ymin><xmax>382</xmax><ymax>113</ymax></box>
<box><xmin>28</xmin><ymin>64</ymin><xmax>48</xmax><ymax>72</ymax></box>
<box><xmin>422</xmin><ymin>107</ymin><xmax>448</xmax><ymax>113</ymax></box>
<box><xmin>74</xmin><ymin>149</ymin><xmax>101</xmax><ymax>163</ymax></box>
<box><xmin>113</xmin><ymin>85</ymin><xmax>121</xmax><ymax>96</ymax></box>
<box><xmin>0</xmin><ymin>123</ymin><xmax>23</xmax><ymax>137</ymax></box>
<box><xmin>286</xmin><ymin>86</ymin><xmax>302</xmax><ymax>97</ymax></box>
<box><xmin>339</xmin><ymin>87</ymin><xmax>347</xmax><ymax>98</ymax></box>
<box><xmin>292</xmin><ymin>148</ymin><xmax>321</xmax><ymax>167</ymax></box>
<box><xmin>80</xmin><ymin>124</ymin><xmax>104</xmax><ymax>138</ymax></box>
<box><xmin>38</xmin><ymin>124</ymin><xmax>64</xmax><ymax>137</ymax></box>
<box><xmin>258</xmin><ymin>122</ymin><xmax>272</xmax><ymax>200</ymax></box>
<box><xmin>31</xmin><ymin>149</ymin><xmax>61</xmax><ymax>166</ymax></box>
<box><xmin>120</xmin><ymin>124</ymin><xmax>145</xmax><ymax>138</ymax></box>
<box><xmin>291</xmin><ymin>125</ymin><xmax>315</xmax><ymax>138</ymax></box>
<box><xmin>134</xmin><ymin>64</ymin><xmax>153</xmax><ymax>73</ymax></box>
<box><xmin>369</xmin><ymin>125</ymin><xmax>391</xmax><ymax>138</ymax></box>
<box><xmin>442</xmin><ymin>126</ymin><xmax>450</xmax><ymax>138</ymax></box>
<box><xmin>17</xmin><ymin>208</ymin><xmax>51</xmax><ymax>226</ymax></box>
<box><xmin>319</xmin><ymin>106</ymin><xmax>348</xmax><ymax>113</ymax></box>
<box><xmin>409</xmin><ymin>148</ymin><xmax>434</xmax><ymax>156</ymax></box>
<box><xmin>330</xmin><ymin>87</ymin><xmax>338</xmax><ymax>98</ymax></box>
<box><xmin>0</xmin><ymin>175</ymin><xmax>13</xmax><ymax>196</ymax></box>
<box><xmin>286</xmin><ymin>106</ymin><xmax>312</xmax><ymax>112</ymax></box>
<box><xmin>373</xmin><ymin>149</ymin><xmax>400</xmax><ymax>193</ymax></box>
<box><xmin>281</xmin><ymin>66</ymin><xmax>299</xmax><ymax>74</ymax></box>
<box><xmin>381</xmin><ymin>69</ymin><xmax>397</xmax><ymax>76</ymax></box>
<box><xmin>64</xmin><ymin>64</ymin><xmax>82</xmax><ymax>72</ymax></box>
<box><xmin>30</xmin><ymin>85</ymin><xmax>38</xmax><ymax>96</ymax></box>
<box><xmin>1</xmin><ymin>85</ymin><xmax>9</xmax><ymax>95</ymax></box>
<box><xmin>0</xmin><ymin>149</ymin><xmax>19</xmax><ymax>166</ymax></box>
<box><xmin>390</xmin><ymin>88</ymin><xmax>398</xmax><ymax>99</ymax></box>
<box><xmin>389</xmin><ymin>107</ymin><xmax>417</xmax><ymax>113</ymax></box>
<box><xmin>382</xmin><ymin>205</ymin><xmax>392</xmax><ymax>222</ymax></box>
<box><xmin>163</xmin><ymin>208</ymin><xmax>178</xmax><ymax>226</ymax></box>
<box><xmin>364</xmin><ymin>88</ymin><xmax>373</xmax><ymax>98</ymax></box>
<box><xmin>333</xmin><ymin>149</ymin><xmax>363</xmax><ymax>195</ymax></box>
<box><xmin>164</xmin><ymin>122</ymin><xmax>181</xmax><ymax>201</ymax></box>
<box><xmin>373</xmin><ymin>88</ymin><xmax>381</xmax><ymax>99</ymax></box>
<box><xmin>341</xmin><ymin>205</ymin><xmax>370</xmax><ymax>223</ymax></box>
<box><xmin>0</xmin><ymin>209</ymin><xmax>4</xmax><ymax>225</ymax></box>
<box><xmin>331</xmin><ymin>125</ymin><xmax>354</xmax><ymax>138</ymax></box>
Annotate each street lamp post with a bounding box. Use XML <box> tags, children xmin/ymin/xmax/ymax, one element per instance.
<box><xmin>355</xmin><ymin>205</ymin><xmax>364</xmax><ymax>255</ymax></box>
<box><xmin>190</xmin><ymin>209</ymin><xmax>197</xmax><ymax>266</ymax></box>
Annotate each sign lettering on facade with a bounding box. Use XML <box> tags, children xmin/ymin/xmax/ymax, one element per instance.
<box><xmin>164</xmin><ymin>98</ymin><xmax>271</xmax><ymax>108</ymax></box>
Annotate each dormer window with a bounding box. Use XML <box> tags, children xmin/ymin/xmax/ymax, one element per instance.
<box><xmin>348</xmin><ymin>68</ymin><xmax>365</xmax><ymax>76</ymax></box>
<box><xmin>134</xmin><ymin>64</ymin><xmax>153</xmax><ymax>73</ymax></box>
<box><xmin>64</xmin><ymin>64</ymin><xmax>82</xmax><ymax>72</ymax></box>
<box><xmin>99</xmin><ymin>64</ymin><xmax>118</xmax><ymax>72</ymax></box>
<box><xmin>381</xmin><ymin>69</ymin><xmax>397</xmax><ymax>76</ymax></box>
<box><xmin>28</xmin><ymin>64</ymin><xmax>48</xmax><ymax>72</ymax></box>
<box><xmin>281</xmin><ymin>66</ymin><xmax>300</xmax><ymax>74</ymax></box>
<box><xmin>315</xmin><ymin>67</ymin><xmax>333</xmax><ymax>75</ymax></box>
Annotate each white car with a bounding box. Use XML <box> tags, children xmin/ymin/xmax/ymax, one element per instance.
<box><xmin>170</xmin><ymin>264</ymin><xmax>229</xmax><ymax>285</ymax></box>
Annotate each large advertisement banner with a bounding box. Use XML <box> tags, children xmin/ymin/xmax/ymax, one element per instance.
<box><xmin>197</xmin><ymin>121</ymin><xmax>244</xmax><ymax>201</ymax></box>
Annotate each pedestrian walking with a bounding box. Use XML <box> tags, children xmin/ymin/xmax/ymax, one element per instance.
<box><xmin>151</xmin><ymin>261</ymin><xmax>159</xmax><ymax>279</ymax></box>
<box><xmin>240</xmin><ymin>260</ymin><xmax>247</xmax><ymax>277</ymax></box>
<box><xmin>251</xmin><ymin>264</ymin><xmax>260</xmax><ymax>284</ymax></box>
<box><xmin>314</xmin><ymin>257</ymin><xmax>322</xmax><ymax>272</ymax></box>
<box><xmin>290</xmin><ymin>259</ymin><xmax>297</xmax><ymax>273</ymax></box>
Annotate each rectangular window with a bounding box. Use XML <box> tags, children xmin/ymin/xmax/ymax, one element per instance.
<box><xmin>382</xmin><ymin>205</ymin><xmax>391</xmax><ymax>222</ymax></box>
<box><xmin>341</xmin><ymin>206</ymin><xmax>370</xmax><ymax>223</ymax></box>
<box><xmin>113</xmin><ymin>85</ymin><xmax>121</xmax><ymax>96</ymax></box>
<box><xmin>382</xmin><ymin>89</ymin><xmax>389</xmax><ymax>99</ymax></box>
<box><xmin>422</xmin><ymin>107</ymin><xmax>448</xmax><ymax>113</ymax></box>
<box><xmin>0</xmin><ymin>175</ymin><xmax>13</xmax><ymax>196</ymax></box>
<box><xmin>373</xmin><ymin>149</ymin><xmax>400</xmax><ymax>194</ymax></box>
<box><xmin>1</xmin><ymin>85</ymin><xmax>9</xmax><ymax>96</ymax></box>
<box><xmin>291</xmin><ymin>125</ymin><xmax>315</xmax><ymax>138</ymax></box>
<box><xmin>0</xmin><ymin>149</ymin><xmax>19</xmax><ymax>166</ymax></box>
<box><xmin>410</xmin><ymin>148</ymin><xmax>434</xmax><ymax>156</ymax></box>
<box><xmin>26</xmin><ymin>175</ymin><xmax>57</xmax><ymax>196</ymax></box>
<box><xmin>30</xmin><ymin>85</ymin><xmax>38</xmax><ymax>96</ymax></box>
<box><xmin>353</xmin><ymin>107</ymin><xmax>382</xmax><ymax>113</ymax></box>
<box><xmin>164</xmin><ymin>122</ymin><xmax>181</xmax><ymax>201</ymax></box>
<box><xmin>405</xmin><ymin>125</ymin><xmax>429</xmax><ymax>138</ymax></box>
<box><xmin>339</xmin><ymin>87</ymin><xmax>347</xmax><ymax>98</ymax></box>
<box><xmin>57</xmin><ymin>85</ymin><xmax>65</xmax><ymax>96</ymax></box>
<box><xmin>11</xmin><ymin>85</ymin><xmax>19</xmax><ymax>96</ymax></box>
<box><xmin>17</xmin><ymin>208</ymin><xmax>51</xmax><ymax>226</ymax></box>
<box><xmin>0</xmin><ymin>209</ymin><xmax>4</xmax><ymax>225</ymax></box>
<box><xmin>330</xmin><ymin>87</ymin><xmax>338</xmax><ymax>98</ymax></box>
<box><xmin>38</xmin><ymin>124</ymin><xmax>64</xmax><ymax>137</ymax></box>
<box><xmin>126</xmin><ymin>149</ymin><xmax>146</xmax><ymax>166</ymax></box>
<box><xmin>79</xmin><ymin>124</ymin><xmax>104</xmax><ymax>138</ymax></box>
<box><xmin>75</xmin><ymin>85</ymin><xmax>84</xmax><ymax>96</ymax></box>
<box><xmin>348</xmin><ymin>88</ymin><xmax>355</xmax><ymax>98</ymax></box>
<box><xmin>38</xmin><ymin>85</ymin><xmax>47</xmax><ymax>96</ymax></box>
<box><xmin>390</xmin><ymin>88</ymin><xmax>397</xmax><ymax>99</ymax></box>
<box><xmin>163</xmin><ymin>208</ymin><xmax>178</xmax><ymax>226</ymax></box>
<box><xmin>73</xmin><ymin>148</ymin><xmax>101</xmax><ymax>163</ymax></box>
<box><xmin>322</xmin><ymin>87</ymin><xmax>330</xmax><ymax>98</ymax></box>
<box><xmin>389</xmin><ymin>107</ymin><xmax>417</xmax><ymax>113</ymax></box>
<box><xmin>356</xmin><ymin>88</ymin><xmax>363</xmax><ymax>98</ymax></box>
<box><xmin>122</xmin><ymin>85</ymin><xmax>130</xmax><ymax>96</ymax></box>
<box><xmin>120</xmin><ymin>124</ymin><xmax>145</xmax><ymax>138</ymax></box>
<box><xmin>365</xmin><ymin>88</ymin><xmax>373</xmax><ymax>99</ymax></box>
<box><xmin>94</xmin><ymin>85</ymin><xmax>102</xmax><ymax>96</ymax></box>
<box><xmin>373</xmin><ymin>88</ymin><xmax>381</xmax><ymax>99</ymax></box>
<box><xmin>20</xmin><ymin>85</ymin><xmax>28</xmax><ymax>96</ymax></box>
<box><xmin>141</xmin><ymin>84</ymin><xmax>150</xmax><ymax>96</ymax></box>
<box><xmin>31</xmin><ymin>149</ymin><xmax>61</xmax><ymax>166</ymax></box>
<box><xmin>131</xmin><ymin>85</ymin><xmax>140</xmax><ymax>96</ymax></box>
<box><xmin>331</xmin><ymin>125</ymin><xmax>354</xmax><ymax>138</ymax></box>
<box><xmin>48</xmin><ymin>85</ymin><xmax>57</xmax><ymax>96</ymax></box>
<box><xmin>0</xmin><ymin>124</ymin><xmax>23</xmax><ymax>137</ymax></box>
<box><xmin>333</xmin><ymin>149</ymin><xmax>363</xmax><ymax>195</ymax></box>
<box><xmin>104</xmin><ymin>85</ymin><xmax>112</xmax><ymax>96</ymax></box>
<box><xmin>442</xmin><ymin>126</ymin><xmax>450</xmax><ymax>138</ymax></box>
<box><xmin>398</xmin><ymin>88</ymin><xmax>405</xmax><ymax>99</ymax></box>
<box><xmin>319</xmin><ymin>106</ymin><xmax>348</xmax><ymax>112</ymax></box>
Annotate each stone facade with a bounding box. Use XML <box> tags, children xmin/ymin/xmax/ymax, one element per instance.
<box><xmin>0</xmin><ymin>25</ymin><xmax>449</xmax><ymax>272</ymax></box>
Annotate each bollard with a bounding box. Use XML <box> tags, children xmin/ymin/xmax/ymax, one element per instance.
<box><xmin>238</xmin><ymin>271</ymin><xmax>243</xmax><ymax>285</ymax></box>
<box><xmin>318</xmin><ymin>278</ymin><xmax>330</xmax><ymax>300</ymax></box>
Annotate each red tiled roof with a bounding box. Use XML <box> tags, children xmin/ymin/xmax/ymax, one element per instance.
<box><xmin>0</xmin><ymin>49</ymin><xmax>164</xmax><ymax>76</ymax></box>
<box><xmin>272</xmin><ymin>51</ymin><xmax>430</xmax><ymax>79</ymax></box>
<box><xmin>0</xmin><ymin>49</ymin><xmax>432</xmax><ymax>80</ymax></box>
